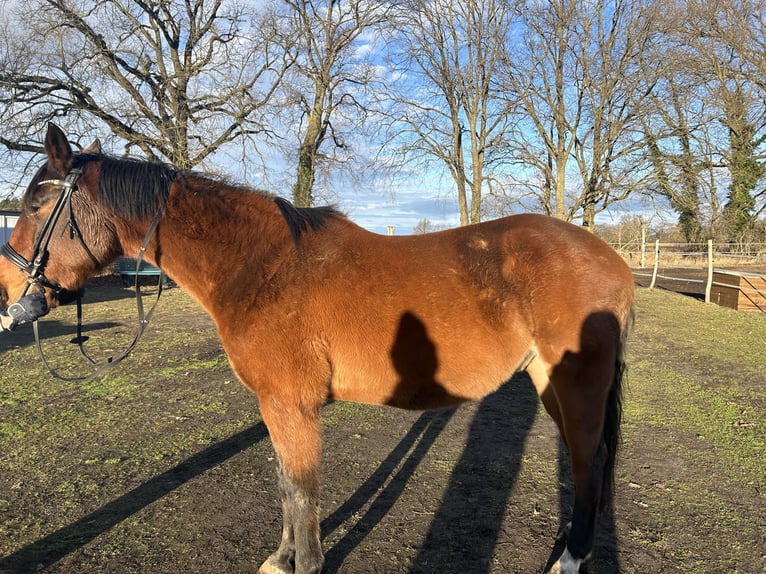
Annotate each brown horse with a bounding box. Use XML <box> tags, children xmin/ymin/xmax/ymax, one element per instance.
<box><xmin>0</xmin><ymin>124</ymin><xmax>634</xmax><ymax>574</ymax></box>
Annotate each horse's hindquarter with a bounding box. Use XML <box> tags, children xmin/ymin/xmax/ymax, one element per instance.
<box><xmin>502</xmin><ymin>215</ymin><xmax>635</xmax><ymax>361</ymax></box>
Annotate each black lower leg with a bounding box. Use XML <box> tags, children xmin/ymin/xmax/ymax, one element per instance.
<box><xmin>280</xmin><ymin>468</ymin><xmax>323</xmax><ymax>574</ymax></box>
<box><xmin>566</xmin><ymin>447</ymin><xmax>606</xmax><ymax>561</ymax></box>
<box><xmin>264</xmin><ymin>464</ymin><xmax>297</xmax><ymax>571</ymax></box>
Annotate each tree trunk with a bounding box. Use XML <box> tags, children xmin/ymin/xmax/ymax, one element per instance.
<box><xmin>555</xmin><ymin>157</ymin><xmax>567</xmax><ymax>220</ymax></box>
<box><xmin>292</xmin><ymin>92</ymin><xmax>327</xmax><ymax>208</ymax></box>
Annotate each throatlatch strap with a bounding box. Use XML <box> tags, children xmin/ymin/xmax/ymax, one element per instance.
<box><xmin>31</xmin><ymin>197</ymin><xmax>167</xmax><ymax>382</ymax></box>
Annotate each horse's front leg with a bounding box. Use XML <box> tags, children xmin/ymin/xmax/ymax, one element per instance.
<box><xmin>258</xmin><ymin>401</ymin><xmax>324</xmax><ymax>574</ymax></box>
<box><xmin>259</xmin><ymin>462</ymin><xmax>297</xmax><ymax>573</ymax></box>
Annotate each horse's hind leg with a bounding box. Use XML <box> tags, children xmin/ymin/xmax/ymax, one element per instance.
<box><xmin>258</xmin><ymin>401</ymin><xmax>324</xmax><ymax>574</ymax></box>
<box><xmin>530</xmin><ymin>340</ymin><xmax>621</xmax><ymax>574</ymax></box>
<box><xmin>551</xmin><ymin>388</ymin><xmax>609</xmax><ymax>574</ymax></box>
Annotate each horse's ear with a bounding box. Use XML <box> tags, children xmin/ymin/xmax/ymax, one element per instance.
<box><xmin>44</xmin><ymin>123</ymin><xmax>73</xmax><ymax>174</ymax></box>
<box><xmin>82</xmin><ymin>138</ymin><xmax>102</xmax><ymax>155</ymax></box>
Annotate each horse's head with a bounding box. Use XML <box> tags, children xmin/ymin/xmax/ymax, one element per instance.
<box><xmin>0</xmin><ymin>124</ymin><xmax>121</xmax><ymax>313</ymax></box>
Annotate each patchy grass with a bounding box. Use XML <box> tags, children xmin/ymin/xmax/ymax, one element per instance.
<box><xmin>618</xmin><ymin>289</ymin><xmax>765</xmax><ymax>573</ymax></box>
<box><xmin>627</xmin><ymin>289</ymin><xmax>765</xmax><ymax>481</ymax></box>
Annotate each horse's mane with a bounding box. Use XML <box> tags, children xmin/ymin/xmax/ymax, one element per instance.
<box><xmin>74</xmin><ymin>153</ymin><xmax>175</xmax><ymax>221</ymax></box>
<box><xmin>273</xmin><ymin>197</ymin><xmax>342</xmax><ymax>244</ymax></box>
<box><xmin>74</xmin><ymin>153</ymin><xmax>342</xmax><ymax>243</ymax></box>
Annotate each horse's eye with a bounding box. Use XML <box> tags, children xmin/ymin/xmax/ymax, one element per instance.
<box><xmin>26</xmin><ymin>185</ymin><xmax>60</xmax><ymax>214</ymax></box>
<box><xmin>28</xmin><ymin>198</ymin><xmax>43</xmax><ymax>214</ymax></box>
<box><xmin>27</xmin><ymin>194</ymin><xmax>51</xmax><ymax>215</ymax></box>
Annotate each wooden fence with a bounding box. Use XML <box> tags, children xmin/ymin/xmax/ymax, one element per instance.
<box><xmin>611</xmin><ymin>240</ymin><xmax>766</xmax><ymax>313</ymax></box>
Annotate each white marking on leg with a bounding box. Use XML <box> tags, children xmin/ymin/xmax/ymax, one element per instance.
<box><xmin>258</xmin><ymin>557</ymin><xmax>292</xmax><ymax>574</ymax></box>
<box><xmin>549</xmin><ymin>547</ymin><xmax>581</xmax><ymax>574</ymax></box>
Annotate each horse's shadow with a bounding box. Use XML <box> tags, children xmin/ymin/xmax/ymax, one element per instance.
<box><xmin>0</xmin><ymin>423</ymin><xmax>269</xmax><ymax>573</ymax></box>
<box><xmin>321</xmin><ymin>408</ymin><xmax>457</xmax><ymax>569</ymax></box>
<box><xmin>0</xmin><ymin>319</ymin><xmax>122</xmax><ymax>352</ymax></box>
<box><xmin>322</xmin><ymin>375</ymin><xmax>620</xmax><ymax>573</ymax></box>
<box><xmin>410</xmin><ymin>373</ymin><xmax>538</xmax><ymax>573</ymax></box>
<box><xmin>320</xmin><ymin>372</ymin><xmax>540</xmax><ymax>573</ymax></box>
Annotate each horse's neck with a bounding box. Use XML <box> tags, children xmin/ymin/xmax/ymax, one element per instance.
<box><xmin>125</xmin><ymin>184</ymin><xmax>292</xmax><ymax>314</ymax></box>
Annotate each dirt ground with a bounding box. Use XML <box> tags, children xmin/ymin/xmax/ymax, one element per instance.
<box><xmin>0</xmin><ymin>277</ymin><xmax>763</xmax><ymax>573</ymax></box>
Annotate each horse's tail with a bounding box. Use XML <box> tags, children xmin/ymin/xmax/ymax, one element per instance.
<box><xmin>599</xmin><ymin>309</ymin><xmax>631</xmax><ymax>512</ymax></box>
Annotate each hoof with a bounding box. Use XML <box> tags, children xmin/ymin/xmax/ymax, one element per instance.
<box><xmin>258</xmin><ymin>556</ymin><xmax>293</xmax><ymax>574</ymax></box>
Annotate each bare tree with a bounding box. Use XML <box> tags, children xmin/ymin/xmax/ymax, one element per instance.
<box><xmin>277</xmin><ymin>0</ymin><xmax>391</xmax><ymax>207</ymax></box>
<box><xmin>501</xmin><ymin>0</ymin><xmax>577</xmax><ymax>220</ymax></box>
<box><xmin>0</xmin><ymin>0</ymin><xmax>291</xmax><ymax>172</ymax></box>
<box><xmin>413</xmin><ymin>218</ymin><xmax>446</xmax><ymax>234</ymax></box>
<box><xmin>384</xmin><ymin>0</ymin><xmax>516</xmax><ymax>225</ymax></box>
<box><xmin>571</xmin><ymin>1</ymin><xmax>658</xmax><ymax>229</ymax></box>
<box><xmin>500</xmin><ymin>0</ymin><xmax>657</xmax><ymax>225</ymax></box>
<box><xmin>724</xmin><ymin>0</ymin><xmax>766</xmax><ymax>92</ymax></box>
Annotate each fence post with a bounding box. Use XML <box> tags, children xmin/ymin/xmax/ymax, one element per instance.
<box><xmin>649</xmin><ymin>240</ymin><xmax>660</xmax><ymax>289</ymax></box>
<box><xmin>640</xmin><ymin>226</ymin><xmax>646</xmax><ymax>269</ymax></box>
<box><xmin>705</xmin><ymin>239</ymin><xmax>713</xmax><ymax>303</ymax></box>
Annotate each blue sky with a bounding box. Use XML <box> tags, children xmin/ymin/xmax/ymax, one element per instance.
<box><xmin>338</xmin><ymin>188</ymin><xmax>461</xmax><ymax>235</ymax></box>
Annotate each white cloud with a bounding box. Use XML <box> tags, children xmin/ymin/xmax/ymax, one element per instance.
<box><xmin>339</xmin><ymin>186</ymin><xmax>461</xmax><ymax>235</ymax></box>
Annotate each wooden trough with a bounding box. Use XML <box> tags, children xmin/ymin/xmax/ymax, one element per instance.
<box><xmin>710</xmin><ymin>270</ymin><xmax>766</xmax><ymax>313</ymax></box>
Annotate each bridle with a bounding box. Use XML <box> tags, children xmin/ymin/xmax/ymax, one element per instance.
<box><xmin>0</xmin><ymin>163</ymin><xmax>168</xmax><ymax>381</ymax></box>
<box><xmin>0</xmin><ymin>167</ymin><xmax>94</xmax><ymax>296</ymax></box>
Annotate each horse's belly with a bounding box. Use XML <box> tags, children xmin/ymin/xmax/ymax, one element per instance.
<box><xmin>325</xmin><ymin>302</ymin><xmax>533</xmax><ymax>409</ymax></box>
<box><xmin>328</xmin><ymin>352</ymin><xmax>523</xmax><ymax>410</ymax></box>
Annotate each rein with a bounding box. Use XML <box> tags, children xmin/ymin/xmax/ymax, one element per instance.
<box><xmin>1</xmin><ymin>165</ymin><xmax>168</xmax><ymax>381</ymax></box>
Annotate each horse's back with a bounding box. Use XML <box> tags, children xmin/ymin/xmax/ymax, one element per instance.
<box><xmin>327</xmin><ymin>212</ymin><xmax>633</xmax><ymax>325</ymax></box>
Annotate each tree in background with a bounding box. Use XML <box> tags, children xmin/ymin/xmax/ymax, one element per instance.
<box><xmin>701</xmin><ymin>0</ymin><xmax>766</xmax><ymax>243</ymax></box>
<box><xmin>641</xmin><ymin>0</ymin><xmax>766</xmax><ymax>243</ymax></box>
<box><xmin>570</xmin><ymin>0</ymin><xmax>658</xmax><ymax>229</ymax></box>
<box><xmin>413</xmin><ymin>218</ymin><xmax>447</xmax><ymax>234</ymax></box>
<box><xmin>721</xmin><ymin>87</ymin><xmax>765</xmax><ymax>242</ymax></box>
<box><xmin>0</xmin><ymin>0</ymin><xmax>290</xmax><ymax>173</ymax></box>
<box><xmin>500</xmin><ymin>0</ymin><xmax>657</xmax><ymax>226</ymax></box>
<box><xmin>0</xmin><ymin>197</ymin><xmax>21</xmax><ymax>211</ymax></box>
<box><xmin>642</xmin><ymin>82</ymin><xmax>709</xmax><ymax>244</ymax></box>
<box><xmin>383</xmin><ymin>0</ymin><xmax>516</xmax><ymax>225</ymax></box>
<box><xmin>278</xmin><ymin>0</ymin><xmax>391</xmax><ymax>207</ymax></box>
<box><xmin>501</xmin><ymin>0</ymin><xmax>578</xmax><ymax>221</ymax></box>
